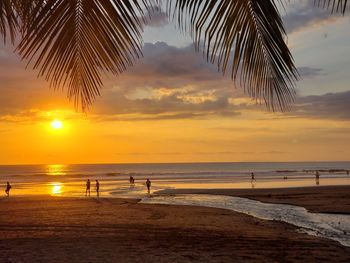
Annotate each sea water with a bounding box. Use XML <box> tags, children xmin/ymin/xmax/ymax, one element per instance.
<box><xmin>0</xmin><ymin>162</ymin><xmax>349</xmax><ymax>197</ymax></box>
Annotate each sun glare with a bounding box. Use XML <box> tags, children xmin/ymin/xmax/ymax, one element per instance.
<box><xmin>51</xmin><ymin>119</ymin><xmax>63</xmax><ymax>129</ymax></box>
<box><xmin>51</xmin><ymin>182</ymin><xmax>62</xmax><ymax>195</ymax></box>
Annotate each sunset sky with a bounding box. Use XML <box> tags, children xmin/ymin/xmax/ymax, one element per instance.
<box><xmin>0</xmin><ymin>1</ymin><xmax>349</xmax><ymax>164</ymax></box>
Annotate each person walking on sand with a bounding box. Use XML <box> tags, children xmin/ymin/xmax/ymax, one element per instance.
<box><xmin>95</xmin><ymin>180</ymin><xmax>100</xmax><ymax>197</ymax></box>
<box><xmin>146</xmin><ymin>178</ymin><xmax>151</xmax><ymax>194</ymax></box>
<box><xmin>5</xmin><ymin>182</ymin><xmax>11</xmax><ymax>197</ymax></box>
<box><xmin>86</xmin><ymin>179</ymin><xmax>91</xmax><ymax>197</ymax></box>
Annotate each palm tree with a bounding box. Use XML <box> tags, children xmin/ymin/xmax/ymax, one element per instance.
<box><xmin>0</xmin><ymin>0</ymin><xmax>347</xmax><ymax>111</ymax></box>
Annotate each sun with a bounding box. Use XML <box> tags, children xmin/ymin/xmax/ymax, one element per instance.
<box><xmin>51</xmin><ymin>119</ymin><xmax>63</xmax><ymax>129</ymax></box>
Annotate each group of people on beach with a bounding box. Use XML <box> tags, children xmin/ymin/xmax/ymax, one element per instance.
<box><xmin>85</xmin><ymin>179</ymin><xmax>99</xmax><ymax>197</ymax></box>
<box><xmin>250</xmin><ymin>170</ymin><xmax>344</xmax><ymax>187</ymax></box>
<box><xmin>84</xmin><ymin>177</ymin><xmax>152</xmax><ymax>197</ymax></box>
<box><xmin>128</xmin><ymin>176</ymin><xmax>151</xmax><ymax>192</ymax></box>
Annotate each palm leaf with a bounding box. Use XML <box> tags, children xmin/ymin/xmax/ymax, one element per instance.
<box><xmin>169</xmin><ymin>0</ymin><xmax>299</xmax><ymax>111</ymax></box>
<box><xmin>16</xmin><ymin>0</ymin><xmax>154</xmax><ymax>109</ymax></box>
<box><xmin>0</xmin><ymin>0</ymin><xmax>347</xmax><ymax>110</ymax></box>
<box><xmin>314</xmin><ymin>0</ymin><xmax>348</xmax><ymax>13</ymax></box>
<box><xmin>0</xmin><ymin>0</ymin><xmax>18</xmax><ymax>43</ymax></box>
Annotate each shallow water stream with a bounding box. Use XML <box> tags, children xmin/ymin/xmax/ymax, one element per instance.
<box><xmin>141</xmin><ymin>194</ymin><xmax>350</xmax><ymax>247</ymax></box>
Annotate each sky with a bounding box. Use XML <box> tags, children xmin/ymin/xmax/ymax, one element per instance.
<box><xmin>0</xmin><ymin>1</ymin><xmax>350</xmax><ymax>164</ymax></box>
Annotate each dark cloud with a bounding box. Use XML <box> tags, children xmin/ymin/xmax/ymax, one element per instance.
<box><xmin>0</xmin><ymin>40</ymin><xmax>348</xmax><ymax>123</ymax></box>
<box><xmin>298</xmin><ymin>66</ymin><xmax>324</xmax><ymax>78</ymax></box>
<box><xmin>93</xmin><ymin>42</ymin><xmax>241</xmax><ymax>120</ymax></box>
<box><xmin>143</xmin><ymin>10</ymin><xmax>168</xmax><ymax>28</ymax></box>
<box><xmin>292</xmin><ymin>90</ymin><xmax>350</xmax><ymax>120</ymax></box>
<box><xmin>282</xmin><ymin>1</ymin><xmax>348</xmax><ymax>33</ymax></box>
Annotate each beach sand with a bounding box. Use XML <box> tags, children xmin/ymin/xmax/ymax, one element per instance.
<box><xmin>1</xmin><ymin>194</ymin><xmax>350</xmax><ymax>262</ymax></box>
<box><xmin>158</xmin><ymin>185</ymin><xmax>350</xmax><ymax>214</ymax></box>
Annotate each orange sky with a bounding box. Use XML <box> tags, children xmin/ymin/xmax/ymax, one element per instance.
<box><xmin>0</xmin><ymin>2</ymin><xmax>350</xmax><ymax>164</ymax></box>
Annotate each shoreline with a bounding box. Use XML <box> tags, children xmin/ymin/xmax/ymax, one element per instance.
<box><xmin>156</xmin><ymin>185</ymin><xmax>350</xmax><ymax>214</ymax></box>
<box><xmin>4</xmin><ymin>184</ymin><xmax>350</xmax><ymax>214</ymax></box>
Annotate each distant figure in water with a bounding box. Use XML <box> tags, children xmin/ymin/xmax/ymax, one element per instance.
<box><xmin>251</xmin><ymin>172</ymin><xmax>255</xmax><ymax>181</ymax></box>
<box><xmin>347</xmin><ymin>170</ymin><xmax>349</xmax><ymax>176</ymax></box>
<box><xmin>86</xmin><ymin>179</ymin><xmax>91</xmax><ymax>196</ymax></box>
<box><xmin>5</xmin><ymin>182</ymin><xmax>11</xmax><ymax>197</ymax></box>
<box><xmin>315</xmin><ymin>171</ymin><xmax>320</xmax><ymax>185</ymax></box>
<box><xmin>146</xmin><ymin>178</ymin><xmax>151</xmax><ymax>193</ymax></box>
<box><xmin>129</xmin><ymin>176</ymin><xmax>135</xmax><ymax>185</ymax></box>
<box><xmin>95</xmin><ymin>180</ymin><xmax>100</xmax><ymax>197</ymax></box>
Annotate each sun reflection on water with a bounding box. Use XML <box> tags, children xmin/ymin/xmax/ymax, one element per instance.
<box><xmin>51</xmin><ymin>182</ymin><xmax>62</xmax><ymax>195</ymax></box>
<box><xmin>47</xmin><ymin>164</ymin><xmax>66</xmax><ymax>176</ymax></box>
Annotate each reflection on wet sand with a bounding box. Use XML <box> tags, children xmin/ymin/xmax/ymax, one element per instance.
<box><xmin>251</xmin><ymin>180</ymin><xmax>256</xmax><ymax>189</ymax></box>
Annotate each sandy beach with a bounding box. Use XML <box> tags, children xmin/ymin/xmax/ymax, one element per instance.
<box><xmin>1</xmin><ymin>192</ymin><xmax>350</xmax><ymax>262</ymax></box>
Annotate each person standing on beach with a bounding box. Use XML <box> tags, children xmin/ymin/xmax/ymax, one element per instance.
<box><xmin>5</xmin><ymin>182</ymin><xmax>11</xmax><ymax>197</ymax></box>
<box><xmin>95</xmin><ymin>180</ymin><xmax>100</xmax><ymax>197</ymax></box>
<box><xmin>86</xmin><ymin>179</ymin><xmax>91</xmax><ymax>197</ymax></box>
<box><xmin>146</xmin><ymin>178</ymin><xmax>151</xmax><ymax>194</ymax></box>
<box><xmin>251</xmin><ymin>172</ymin><xmax>255</xmax><ymax>181</ymax></box>
<box><xmin>315</xmin><ymin>171</ymin><xmax>320</xmax><ymax>185</ymax></box>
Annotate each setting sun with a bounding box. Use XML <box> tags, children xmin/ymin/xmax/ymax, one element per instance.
<box><xmin>51</xmin><ymin>119</ymin><xmax>63</xmax><ymax>129</ymax></box>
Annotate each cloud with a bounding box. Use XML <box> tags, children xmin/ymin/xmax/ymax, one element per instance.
<box><xmin>298</xmin><ymin>66</ymin><xmax>324</xmax><ymax>78</ymax></box>
<box><xmin>192</xmin><ymin>150</ymin><xmax>288</xmax><ymax>155</ymax></box>
<box><xmin>0</xmin><ymin>41</ymin><xmax>347</xmax><ymax>123</ymax></box>
<box><xmin>0</xmin><ymin>109</ymin><xmax>85</xmax><ymax>123</ymax></box>
<box><xmin>93</xmin><ymin>42</ymin><xmax>242</xmax><ymax>120</ymax></box>
<box><xmin>282</xmin><ymin>1</ymin><xmax>348</xmax><ymax>34</ymax></box>
<box><xmin>143</xmin><ymin>9</ymin><xmax>168</xmax><ymax>28</ymax></box>
<box><xmin>292</xmin><ymin>90</ymin><xmax>350</xmax><ymax>120</ymax></box>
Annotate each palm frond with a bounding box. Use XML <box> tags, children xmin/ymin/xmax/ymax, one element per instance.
<box><xmin>16</xmin><ymin>0</ymin><xmax>154</xmax><ymax>109</ymax></box>
<box><xmin>314</xmin><ymin>0</ymin><xmax>348</xmax><ymax>13</ymax></box>
<box><xmin>0</xmin><ymin>0</ymin><xmax>18</xmax><ymax>43</ymax></box>
<box><xmin>169</xmin><ymin>0</ymin><xmax>298</xmax><ymax>111</ymax></box>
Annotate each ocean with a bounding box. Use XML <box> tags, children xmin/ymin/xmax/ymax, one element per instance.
<box><xmin>0</xmin><ymin>162</ymin><xmax>349</xmax><ymax>197</ymax></box>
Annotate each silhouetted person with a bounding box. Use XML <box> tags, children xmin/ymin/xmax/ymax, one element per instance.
<box><xmin>95</xmin><ymin>180</ymin><xmax>100</xmax><ymax>197</ymax></box>
<box><xmin>347</xmin><ymin>170</ymin><xmax>349</xmax><ymax>176</ymax></box>
<box><xmin>129</xmin><ymin>176</ymin><xmax>135</xmax><ymax>185</ymax></box>
<box><xmin>5</xmin><ymin>182</ymin><xmax>11</xmax><ymax>197</ymax></box>
<box><xmin>146</xmin><ymin>178</ymin><xmax>151</xmax><ymax>193</ymax></box>
<box><xmin>315</xmin><ymin>171</ymin><xmax>320</xmax><ymax>185</ymax></box>
<box><xmin>251</xmin><ymin>172</ymin><xmax>255</xmax><ymax>181</ymax></box>
<box><xmin>86</xmin><ymin>179</ymin><xmax>91</xmax><ymax>196</ymax></box>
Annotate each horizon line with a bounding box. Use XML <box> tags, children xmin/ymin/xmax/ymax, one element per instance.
<box><xmin>1</xmin><ymin>160</ymin><xmax>350</xmax><ymax>166</ymax></box>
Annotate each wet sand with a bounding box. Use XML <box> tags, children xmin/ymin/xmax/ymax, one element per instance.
<box><xmin>1</xmin><ymin>196</ymin><xmax>350</xmax><ymax>262</ymax></box>
<box><xmin>159</xmin><ymin>185</ymin><xmax>350</xmax><ymax>214</ymax></box>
